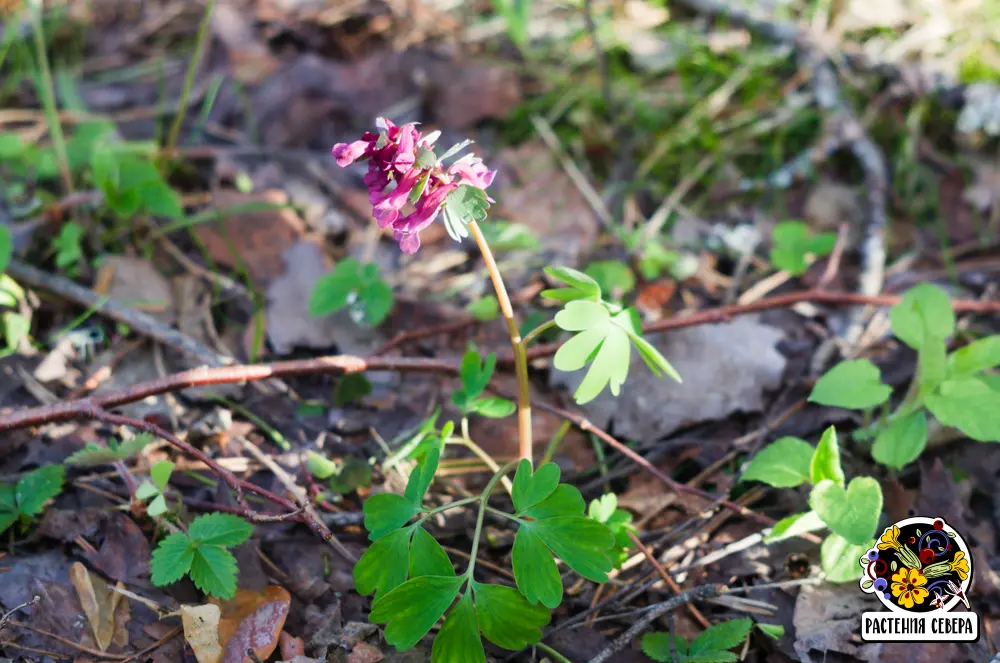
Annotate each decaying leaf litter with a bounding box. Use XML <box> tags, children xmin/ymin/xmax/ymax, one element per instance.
<box><xmin>1</xmin><ymin>0</ymin><xmax>1000</xmax><ymax>661</ymax></box>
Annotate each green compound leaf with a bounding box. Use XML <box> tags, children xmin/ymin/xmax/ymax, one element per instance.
<box><xmin>512</xmin><ymin>527</ymin><xmax>562</xmax><ymax>608</ymax></box>
<box><xmin>459</xmin><ymin>349</ymin><xmax>495</xmax><ymax>399</ymax></box>
<box><xmin>809</xmin><ymin>359</ymin><xmax>892</xmax><ymax>410</ymax></box>
<box><xmin>690</xmin><ymin>618</ymin><xmax>753</xmax><ymax>654</ymax></box>
<box><xmin>809</xmin><ymin>477</ymin><xmax>882</xmax><ymax>545</ymax></box>
<box><xmin>410</xmin><ymin>527</ymin><xmax>455</xmax><ymax>578</ymax></box>
<box><xmin>147</xmin><ymin>494</ymin><xmax>168</xmax><ymax>517</ymax></box>
<box><xmin>404</xmin><ymin>446</ymin><xmax>442</xmax><ymax>507</ymax></box>
<box><xmin>309</xmin><ymin>258</ymin><xmax>361</xmax><ymax>317</ymax></box>
<box><xmin>369</xmin><ymin>575</ymin><xmax>464</xmax><ymax>651</ymax></box>
<box><xmin>150</xmin><ymin>531</ymin><xmax>195</xmax><ymax>587</ymax></box>
<box><xmin>190</xmin><ymin>545</ymin><xmax>239</xmax><ymax>599</ymax></box>
<box><xmin>740</xmin><ymin>437</ymin><xmax>814</xmax><ymax>488</ymax></box>
<box><xmin>511</xmin><ymin>459</ymin><xmax>561</xmax><ymax>513</ymax></box>
<box><xmin>471</xmin><ymin>582</ymin><xmax>550</xmax><ymax>651</ymax></box>
<box><xmin>15</xmin><ymin>464</ymin><xmax>65</xmax><ymax>517</ymax></box>
<box><xmin>432</xmin><ymin>594</ymin><xmax>484</xmax><ymax>663</ymax></box>
<box><xmin>65</xmin><ymin>433</ymin><xmax>155</xmax><ymax>466</ymax></box>
<box><xmin>588</xmin><ymin>493</ymin><xmax>618</xmax><ymax>523</ymax></box>
<box><xmin>948</xmin><ymin>335</ymin><xmax>1000</xmax><ymax>376</ymax></box>
<box><xmin>522</xmin><ymin>516</ymin><xmax>615</xmax><ymax>583</ymax></box>
<box><xmin>187</xmin><ymin>513</ymin><xmax>253</xmax><ymax>547</ymax></box>
<box><xmin>541</xmin><ymin>265</ymin><xmax>601</xmax><ymax>303</ymax></box>
<box><xmin>444</xmin><ymin>185</ymin><xmax>490</xmax><ymax>225</ymax></box>
<box><xmin>354</xmin><ymin>528</ymin><xmax>412</xmax><ymax>599</ymax></box>
<box><xmin>363</xmin><ymin>493</ymin><xmax>420</xmax><ymax>541</ymax></box>
<box><xmin>809</xmin><ymin>426</ymin><xmax>845</xmax><ymax>487</ymax></box>
<box><xmin>553</xmin><ymin>302</ymin><xmax>630</xmax><ymax>404</ymax></box>
<box><xmin>821</xmin><ymin>533</ymin><xmax>873</xmax><ymax>583</ymax></box>
<box><xmin>871</xmin><ymin>410</ymin><xmax>928</xmax><ymax>470</ymax></box>
<box><xmin>889</xmin><ymin>283</ymin><xmax>955</xmax><ymax>350</ymax></box>
<box><xmin>926</xmin><ymin>376</ymin><xmax>1000</xmax><ymax>442</ymax></box>
<box><xmin>357</xmin><ymin>272</ymin><xmax>394</xmax><ymax>326</ymax></box>
<box><xmin>764</xmin><ymin>510</ymin><xmax>825</xmax><ymax>544</ymax></box>
<box><xmin>641</xmin><ymin>632</ymin><xmax>688</xmax><ymax>662</ymax></box>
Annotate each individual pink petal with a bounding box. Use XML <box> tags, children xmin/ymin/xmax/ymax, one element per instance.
<box><xmin>394</xmin><ymin>182</ymin><xmax>456</xmax><ymax>237</ymax></box>
<box><xmin>449</xmin><ymin>160</ymin><xmax>496</xmax><ymax>190</ymax></box>
<box><xmin>392</xmin><ymin>124</ymin><xmax>419</xmax><ymax>172</ymax></box>
<box><xmin>395</xmin><ymin>230</ymin><xmax>421</xmax><ymax>254</ymax></box>
<box><xmin>371</xmin><ymin>168</ymin><xmax>422</xmax><ymax>224</ymax></box>
<box><xmin>331</xmin><ymin>139</ymin><xmax>371</xmax><ymax>167</ymax></box>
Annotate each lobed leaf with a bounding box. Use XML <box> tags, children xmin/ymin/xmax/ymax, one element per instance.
<box><xmin>690</xmin><ymin>618</ymin><xmax>752</xmax><ymax>654</ymax></box>
<box><xmin>150</xmin><ymin>460</ymin><xmax>174</xmax><ymax>492</ymax></box>
<box><xmin>187</xmin><ymin>513</ymin><xmax>253</xmax><ymax>547</ymax></box>
<box><xmin>403</xmin><ymin>446</ymin><xmax>442</xmax><ymax>508</ymax></box>
<box><xmin>369</xmin><ymin>575</ymin><xmax>464</xmax><ymax>651</ymax></box>
<box><xmin>15</xmin><ymin>464</ymin><xmax>65</xmax><ymax>517</ymax></box>
<box><xmin>821</xmin><ymin>533</ymin><xmax>873</xmax><ymax>583</ymax></box>
<box><xmin>543</xmin><ymin>266</ymin><xmax>601</xmax><ymax>301</ymax></box>
<box><xmin>364</xmin><ymin>493</ymin><xmax>420</xmax><ymax>541</ymax></box>
<box><xmin>512</xmin><ymin>527</ymin><xmax>562</xmax><ymax>608</ymax></box>
<box><xmin>522</xmin><ymin>484</ymin><xmax>586</xmax><ymax>520</ymax></box>
<box><xmin>410</xmin><ymin>527</ymin><xmax>455</xmax><ymax>578</ymax></box>
<box><xmin>354</xmin><ymin>528</ymin><xmax>412</xmax><ymax>598</ymax></box>
<box><xmin>809</xmin><ymin>477</ymin><xmax>882</xmax><ymax>545</ymax></box>
<box><xmin>65</xmin><ymin>433</ymin><xmax>154</xmax><ymax>467</ymax></box>
<box><xmin>511</xmin><ymin>459</ymin><xmax>561</xmax><ymax>514</ymax></box>
<box><xmin>432</xmin><ymin>594</ymin><xmax>484</xmax><ymax>663</ymax></box>
<box><xmin>524</xmin><ymin>516</ymin><xmax>615</xmax><ymax>583</ymax></box>
<box><xmin>641</xmin><ymin>632</ymin><xmax>688</xmax><ymax>662</ymax></box>
<box><xmin>471</xmin><ymin>582</ymin><xmax>550</xmax><ymax>651</ymax></box>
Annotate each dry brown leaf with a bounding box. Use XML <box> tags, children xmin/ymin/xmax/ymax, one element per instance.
<box><xmin>69</xmin><ymin>562</ymin><xmax>130</xmax><ymax>651</ymax></box>
<box><xmin>278</xmin><ymin>631</ymin><xmax>305</xmax><ymax>660</ymax></box>
<box><xmin>347</xmin><ymin>642</ymin><xmax>384</xmax><ymax>663</ymax></box>
<box><xmin>212</xmin><ymin>585</ymin><xmax>291</xmax><ymax>663</ymax></box>
<box><xmin>179</xmin><ymin>604</ymin><xmax>224</xmax><ymax>663</ymax></box>
<box><xmin>93</xmin><ymin>256</ymin><xmax>175</xmax><ymax>322</ymax></box>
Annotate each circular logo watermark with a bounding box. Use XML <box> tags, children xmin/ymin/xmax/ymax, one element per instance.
<box><xmin>859</xmin><ymin>516</ymin><xmax>972</xmax><ymax>613</ymax></box>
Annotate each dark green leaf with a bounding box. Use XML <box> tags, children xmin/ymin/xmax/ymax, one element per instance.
<box><xmin>469</xmin><ymin>397</ymin><xmax>515</xmax><ymax>418</ymax></box>
<box><xmin>512</xmin><ymin>527</ymin><xmax>562</xmax><ymax>608</ymax></box>
<box><xmin>525</xmin><ymin>516</ymin><xmax>615</xmax><ymax>582</ymax></box>
<box><xmin>15</xmin><ymin>465</ymin><xmax>64</xmax><ymax>516</ymax></box>
<box><xmin>0</xmin><ymin>225</ymin><xmax>11</xmax><ymax>274</ymax></box>
<box><xmin>809</xmin><ymin>477</ymin><xmax>882</xmax><ymax>545</ymax></box>
<box><xmin>809</xmin><ymin>426</ymin><xmax>844</xmax><ymax>487</ymax></box>
<box><xmin>741</xmin><ymin>437</ymin><xmax>814</xmax><ymax>488</ymax></box>
<box><xmin>358</xmin><ymin>278</ymin><xmax>394</xmax><ymax>326</ymax></box>
<box><xmin>0</xmin><ymin>511</ymin><xmax>17</xmax><ymax>536</ymax></box>
<box><xmin>871</xmin><ymin>411</ymin><xmax>928</xmax><ymax>470</ymax></box>
<box><xmin>187</xmin><ymin>513</ymin><xmax>253</xmax><ymax>547</ymax></box>
<box><xmin>404</xmin><ymin>446</ymin><xmax>441</xmax><ymax>507</ymax></box>
<box><xmin>472</xmin><ymin>582</ymin><xmax>550</xmax><ymax>650</ymax></box>
<box><xmin>690</xmin><ymin>618</ymin><xmax>752</xmax><ymax>654</ymax></box>
<box><xmin>511</xmin><ymin>459</ymin><xmax>561</xmax><ymax>514</ymax></box>
<box><xmin>459</xmin><ymin>349</ymin><xmax>495</xmax><ymax>399</ymax></box>
<box><xmin>150</xmin><ymin>532</ymin><xmax>194</xmax><ymax>587</ymax></box>
<box><xmin>190</xmin><ymin>545</ymin><xmax>239</xmax><ymax>598</ymax></box>
<box><xmin>432</xmin><ymin>594</ymin><xmax>484</xmax><ymax>663</ymax></box>
<box><xmin>522</xmin><ymin>484</ymin><xmax>586</xmax><ymax>520</ymax></box>
<box><xmin>809</xmin><ymin>359</ymin><xmax>892</xmax><ymax>410</ymax></box>
<box><xmin>309</xmin><ymin>259</ymin><xmax>361</xmax><ymax>317</ymax></box>
<box><xmin>369</xmin><ymin>575</ymin><xmax>464</xmax><ymax>650</ymax></box>
<box><xmin>354</xmin><ymin>528</ymin><xmax>412</xmax><ymax>598</ymax></box>
<box><xmin>641</xmin><ymin>632</ymin><xmax>687</xmax><ymax>662</ymax></box>
<box><xmin>410</xmin><ymin>527</ymin><xmax>454</xmax><ymax>578</ymax></box>
<box><xmin>889</xmin><ymin>283</ymin><xmax>955</xmax><ymax>349</ymax></box>
<box><xmin>364</xmin><ymin>493</ymin><xmax>420</xmax><ymax>541</ymax></box>
<box><xmin>328</xmin><ymin>457</ymin><xmax>373</xmax><ymax>495</ymax></box>
<box><xmin>139</xmin><ymin>181</ymin><xmax>183</xmax><ymax>218</ymax></box>
<box><xmin>335</xmin><ymin>373</ymin><xmax>373</xmax><ymax>406</ymax></box>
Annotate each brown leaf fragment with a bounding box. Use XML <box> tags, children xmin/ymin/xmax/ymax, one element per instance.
<box><xmin>213</xmin><ymin>586</ymin><xmax>291</xmax><ymax>663</ymax></box>
<box><xmin>69</xmin><ymin>562</ymin><xmax>130</xmax><ymax>651</ymax></box>
<box><xmin>347</xmin><ymin>641</ymin><xmax>383</xmax><ymax>663</ymax></box>
<box><xmin>179</xmin><ymin>604</ymin><xmax>224</xmax><ymax>663</ymax></box>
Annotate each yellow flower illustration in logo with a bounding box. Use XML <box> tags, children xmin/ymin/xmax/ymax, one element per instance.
<box><xmin>949</xmin><ymin>551</ymin><xmax>969</xmax><ymax>581</ymax></box>
<box><xmin>891</xmin><ymin>567</ymin><xmax>929</xmax><ymax>609</ymax></box>
<box><xmin>878</xmin><ymin>525</ymin><xmax>901</xmax><ymax>551</ymax></box>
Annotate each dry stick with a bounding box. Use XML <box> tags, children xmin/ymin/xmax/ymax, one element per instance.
<box><xmin>586</xmin><ymin>584</ymin><xmax>727</xmax><ymax>663</ymax></box>
<box><xmin>373</xmin><ymin>318</ymin><xmax>479</xmax><ymax>356</ymax></box>
<box><xmin>87</xmin><ymin>408</ymin><xmax>356</xmax><ymax>562</ymax></box>
<box><xmin>7</xmin><ymin>620</ymin><xmax>129</xmax><ymax>660</ymax></box>
<box><xmin>6</xmin><ymin>260</ymin><xmax>228</xmax><ymax>368</ymax></box>
<box><xmin>627</xmin><ymin>531</ymin><xmax>711</xmax><ymax>629</ymax></box>
<box><xmin>468</xmin><ymin>220</ymin><xmax>533</xmax><ymax>461</ymax></box>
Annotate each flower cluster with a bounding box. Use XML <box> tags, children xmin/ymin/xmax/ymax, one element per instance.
<box><xmin>332</xmin><ymin>118</ymin><xmax>496</xmax><ymax>254</ymax></box>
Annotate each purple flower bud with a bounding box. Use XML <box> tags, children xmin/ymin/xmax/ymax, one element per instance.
<box><xmin>331</xmin><ymin>139</ymin><xmax>370</xmax><ymax>167</ymax></box>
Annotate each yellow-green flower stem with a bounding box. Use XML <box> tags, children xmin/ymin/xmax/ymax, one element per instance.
<box><xmin>469</xmin><ymin>221</ymin><xmax>533</xmax><ymax>461</ymax></box>
<box><xmin>448</xmin><ymin>417</ymin><xmax>513</xmax><ymax>495</ymax></box>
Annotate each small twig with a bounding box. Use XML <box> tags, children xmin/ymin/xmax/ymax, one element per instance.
<box><xmin>373</xmin><ymin>318</ymin><xmax>478</xmax><ymax>355</ymax></box>
<box><xmin>8</xmin><ymin>620</ymin><xmax>129</xmax><ymax>660</ymax></box>
<box><xmin>586</xmin><ymin>585</ymin><xmax>727</xmax><ymax>663</ymax></box>
<box><xmin>0</xmin><ymin>596</ymin><xmax>38</xmax><ymax>630</ymax></box>
<box><xmin>627</xmin><ymin>532</ymin><xmax>710</xmax><ymax>629</ymax></box>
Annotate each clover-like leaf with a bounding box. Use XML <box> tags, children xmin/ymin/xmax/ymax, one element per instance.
<box><xmin>354</xmin><ymin>528</ymin><xmax>412</xmax><ymax>599</ymax></box>
<box><xmin>150</xmin><ymin>460</ymin><xmax>174</xmax><ymax>492</ymax></box>
<box><xmin>553</xmin><ymin>302</ymin><xmax>630</xmax><ymax>404</ymax></box>
<box><xmin>369</xmin><ymin>575</ymin><xmax>465</xmax><ymax>651</ymax></box>
<box><xmin>809</xmin><ymin>477</ymin><xmax>882</xmax><ymax>545</ymax></box>
<box><xmin>522</xmin><ymin>484</ymin><xmax>586</xmax><ymax>520</ymax></box>
<box><xmin>135</xmin><ymin>481</ymin><xmax>160</xmax><ymax>501</ymax></box>
<box><xmin>511</xmin><ymin>459</ymin><xmax>560</xmax><ymax>513</ymax></box>
<box><xmin>432</xmin><ymin>594</ymin><xmax>484</xmax><ymax>663</ymax></box>
<box><xmin>889</xmin><ymin>283</ymin><xmax>955</xmax><ymax>350</ymax></box>
<box><xmin>187</xmin><ymin>513</ymin><xmax>253</xmax><ymax>547</ymax></box>
<box><xmin>512</xmin><ymin>527</ymin><xmax>562</xmax><ymax>608</ymax></box>
<box><xmin>525</xmin><ymin>516</ymin><xmax>615</xmax><ymax>582</ymax></box>
<box><xmin>741</xmin><ymin>437</ymin><xmax>814</xmax><ymax>488</ymax></box>
<box><xmin>150</xmin><ymin>531</ymin><xmax>194</xmax><ymax>587</ymax></box>
<box><xmin>809</xmin><ymin>359</ymin><xmax>892</xmax><ymax>410</ymax></box>
<box><xmin>809</xmin><ymin>426</ymin><xmax>845</xmax><ymax>487</ymax></box>
<box><xmin>364</xmin><ymin>493</ymin><xmax>420</xmax><ymax>541</ymax></box>
<box><xmin>190</xmin><ymin>545</ymin><xmax>239</xmax><ymax>599</ymax></box>
<box><xmin>871</xmin><ymin>410</ymin><xmax>928</xmax><ymax>470</ymax></box>
<box><xmin>471</xmin><ymin>582</ymin><xmax>550</xmax><ymax>651</ymax></box>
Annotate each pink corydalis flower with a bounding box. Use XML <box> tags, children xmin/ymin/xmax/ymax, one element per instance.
<box><xmin>331</xmin><ymin>118</ymin><xmax>495</xmax><ymax>254</ymax></box>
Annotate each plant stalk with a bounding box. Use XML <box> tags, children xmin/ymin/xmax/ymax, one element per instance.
<box><xmin>164</xmin><ymin>0</ymin><xmax>216</xmax><ymax>157</ymax></box>
<box><xmin>468</xmin><ymin>221</ymin><xmax>532</xmax><ymax>461</ymax></box>
<box><xmin>465</xmin><ymin>460</ymin><xmax>519</xmax><ymax>581</ymax></box>
<box><xmin>28</xmin><ymin>0</ymin><xmax>72</xmax><ymax>194</ymax></box>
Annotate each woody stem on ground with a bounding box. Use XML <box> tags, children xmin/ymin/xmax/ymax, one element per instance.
<box><xmin>468</xmin><ymin>220</ymin><xmax>533</xmax><ymax>462</ymax></box>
